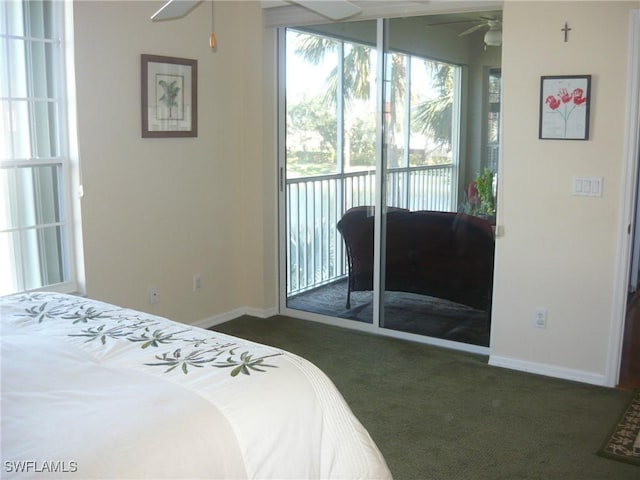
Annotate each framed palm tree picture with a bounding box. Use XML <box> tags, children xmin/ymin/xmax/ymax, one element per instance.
<box><xmin>141</xmin><ymin>54</ymin><xmax>197</xmax><ymax>138</ymax></box>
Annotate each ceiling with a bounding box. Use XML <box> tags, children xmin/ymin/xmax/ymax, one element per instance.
<box><xmin>261</xmin><ymin>1</ymin><xmax>503</xmax><ymax>33</ymax></box>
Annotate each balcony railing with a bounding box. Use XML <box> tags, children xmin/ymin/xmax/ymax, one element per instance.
<box><xmin>286</xmin><ymin>164</ymin><xmax>455</xmax><ymax>296</ymax></box>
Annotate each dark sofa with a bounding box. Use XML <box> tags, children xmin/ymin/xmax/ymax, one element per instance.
<box><xmin>336</xmin><ymin>206</ymin><xmax>495</xmax><ymax>311</ymax></box>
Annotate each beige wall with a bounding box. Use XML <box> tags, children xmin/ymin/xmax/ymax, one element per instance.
<box><xmin>490</xmin><ymin>1</ymin><xmax>637</xmax><ymax>383</ymax></box>
<box><xmin>73</xmin><ymin>0</ymin><xmax>639</xmax><ymax>385</ymax></box>
<box><xmin>73</xmin><ymin>0</ymin><xmax>276</xmax><ymax>324</ymax></box>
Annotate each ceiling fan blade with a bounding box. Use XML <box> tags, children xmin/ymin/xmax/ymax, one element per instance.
<box><xmin>151</xmin><ymin>0</ymin><xmax>202</xmax><ymax>22</ymax></box>
<box><xmin>459</xmin><ymin>23</ymin><xmax>486</xmax><ymax>36</ymax></box>
<box><xmin>425</xmin><ymin>19</ymin><xmax>480</xmax><ymax>27</ymax></box>
<box><xmin>294</xmin><ymin>0</ymin><xmax>362</xmax><ymax>20</ymax></box>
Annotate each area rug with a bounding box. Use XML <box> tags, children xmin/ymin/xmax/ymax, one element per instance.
<box><xmin>598</xmin><ymin>390</ymin><xmax>640</xmax><ymax>466</ymax></box>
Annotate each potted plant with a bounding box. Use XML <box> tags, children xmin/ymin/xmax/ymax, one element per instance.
<box><xmin>462</xmin><ymin>168</ymin><xmax>496</xmax><ymax>221</ymax></box>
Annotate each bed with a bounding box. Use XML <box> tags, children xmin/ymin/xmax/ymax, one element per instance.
<box><xmin>0</xmin><ymin>292</ymin><xmax>392</xmax><ymax>479</ymax></box>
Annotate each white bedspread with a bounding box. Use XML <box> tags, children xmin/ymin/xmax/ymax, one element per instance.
<box><xmin>0</xmin><ymin>293</ymin><xmax>392</xmax><ymax>479</ymax></box>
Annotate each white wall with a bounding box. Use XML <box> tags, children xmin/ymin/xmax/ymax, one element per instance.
<box><xmin>490</xmin><ymin>1</ymin><xmax>637</xmax><ymax>385</ymax></box>
<box><xmin>73</xmin><ymin>0</ymin><xmax>276</xmax><ymax>324</ymax></box>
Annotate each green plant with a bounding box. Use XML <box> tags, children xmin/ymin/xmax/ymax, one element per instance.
<box><xmin>158</xmin><ymin>79</ymin><xmax>180</xmax><ymax>118</ymax></box>
<box><xmin>474</xmin><ymin>167</ymin><xmax>495</xmax><ymax>216</ymax></box>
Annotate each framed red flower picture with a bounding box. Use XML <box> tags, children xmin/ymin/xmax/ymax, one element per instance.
<box><xmin>539</xmin><ymin>75</ymin><xmax>591</xmax><ymax>140</ymax></box>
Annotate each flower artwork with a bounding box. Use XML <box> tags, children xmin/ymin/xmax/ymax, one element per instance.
<box><xmin>544</xmin><ymin>87</ymin><xmax>586</xmax><ymax>132</ymax></box>
<box><xmin>539</xmin><ymin>75</ymin><xmax>591</xmax><ymax>140</ymax></box>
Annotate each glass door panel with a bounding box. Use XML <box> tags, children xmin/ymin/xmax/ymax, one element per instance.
<box><xmin>379</xmin><ymin>16</ymin><xmax>497</xmax><ymax>347</ymax></box>
<box><xmin>283</xmin><ymin>21</ymin><xmax>378</xmax><ymax>325</ymax></box>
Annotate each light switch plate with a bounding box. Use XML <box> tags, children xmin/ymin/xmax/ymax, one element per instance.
<box><xmin>572</xmin><ymin>176</ymin><xmax>603</xmax><ymax>197</ymax></box>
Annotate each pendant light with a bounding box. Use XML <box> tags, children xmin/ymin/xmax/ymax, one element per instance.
<box><xmin>484</xmin><ymin>27</ymin><xmax>502</xmax><ymax>47</ymax></box>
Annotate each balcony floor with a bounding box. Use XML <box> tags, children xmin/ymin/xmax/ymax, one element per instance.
<box><xmin>287</xmin><ymin>279</ymin><xmax>490</xmax><ymax>347</ymax></box>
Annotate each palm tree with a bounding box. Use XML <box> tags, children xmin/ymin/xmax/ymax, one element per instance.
<box><xmin>292</xmin><ymin>31</ymin><xmax>459</xmax><ymax>162</ymax></box>
<box><xmin>412</xmin><ymin>62</ymin><xmax>454</xmax><ymax>151</ymax></box>
<box><xmin>294</xmin><ymin>34</ymin><xmax>373</xmax><ymax>105</ymax></box>
<box><xmin>293</xmin><ymin>31</ymin><xmax>407</xmax><ymax>168</ymax></box>
<box><xmin>158</xmin><ymin>79</ymin><xmax>180</xmax><ymax>119</ymax></box>
<box><xmin>293</xmin><ymin>32</ymin><xmax>407</xmax><ymax>108</ymax></box>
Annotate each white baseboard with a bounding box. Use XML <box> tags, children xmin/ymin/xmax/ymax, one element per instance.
<box><xmin>193</xmin><ymin>306</ymin><xmax>279</xmax><ymax>330</ymax></box>
<box><xmin>489</xmin><ymin>355</ymin><xmax>608</xmax><ymax>387</ymax></box>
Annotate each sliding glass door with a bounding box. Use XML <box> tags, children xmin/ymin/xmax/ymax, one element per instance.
<box><xmin>280</xmin><ymin>13</ymin><xmax>501</xmax><ymax>350</ymax></box>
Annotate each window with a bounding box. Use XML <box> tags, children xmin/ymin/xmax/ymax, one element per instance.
<box><xmin>385</xmin><ymin>53</ymin><xmax>460</xmax><ymax>212</ymax></box>
<box><xmin>0</xmin><ymin>0</ymin><xmax>79</xmax><ymax>295</ymax></box>
<box><xmin>486</xmin><ymin>68</ymin><xmax>501</xmax><ymax>172</ymax></box>
<box><xmin>285</xmin><ymin>28</ymin><xmax>460</xmax><ymax>193</ymax></box>
<box><xmin>285</xmin><ymin>29</ymin><xmax>378</xmax><ymax>179</ymax></box>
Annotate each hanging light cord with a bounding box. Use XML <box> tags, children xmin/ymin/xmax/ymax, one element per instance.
<box><xmin>209</xmin><ymin>1</ymin><xmax>217</xmax><ymax>48</ymax></box>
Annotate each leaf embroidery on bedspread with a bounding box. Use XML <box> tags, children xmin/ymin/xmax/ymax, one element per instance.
<box><xmin>69</xmin><ymin>324</ymin><xmax>133</xmax><ymax>344</ymax></box>
<box><xmin>145</xmin><ymin>344</ymin><xmax>281</xmax><ymax>376</ymax></box>
<box><xmin>213</xmin><ymin>350</ymin><xmax>280</xmax><ymax>377</ymax></box>
<box><xmin>3</xmin><ymin>293</ymin><xmax>282</xmax><ymax>378</ymax></box>
<box><xmin>127</xmin><ymin>327</ymin><xmax>190</xmax><ymax>349</ymax></box>
<box><xmin>24</xmin><ymin>302</ymin><xmax>68</xmax><ymax>323</ymax></box>
<box><xmin>146</xmin><ymin>348</ymin><xmax>219</xmax><ymax>374</ymax></box>
<box><xmin>62</xmin><ymin>305</ymin><xmax>112</xmax><ymax>324</ymax></box>
<box><xmin>182</xmin><ymin>336</ymin><xmax>211</xmax><ymax>348</ymax></box>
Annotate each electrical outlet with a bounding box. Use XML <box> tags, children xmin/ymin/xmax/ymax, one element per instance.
<box><xmin>193</xmin><ymin>275</ymin><xmax>202</xmax><ymax>292</ymax></box>
<box><xmin>150</xmin><ymin>286</ymin><xmax>159</xmax><ymax>304</ymax></box>
<box><xmin>533</xmin><ymin>308</ymin><xmax>547</xmax><ymax>329</ymax></box>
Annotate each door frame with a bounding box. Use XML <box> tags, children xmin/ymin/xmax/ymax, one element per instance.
<box><xmin>608</xmin><ymin>9</ymin><xmax>640</xmax><ymax>387</ymax></box>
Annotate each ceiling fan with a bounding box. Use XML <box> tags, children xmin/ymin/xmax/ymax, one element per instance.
<box><xmin>150</xmin><ymin>0</ymin><xmax>200</xmax><ymax>21</ymax></box>
<box><xmin>151</xmin><ymin>0</ymin><xmax>362</xmax><ymax>22</ymax></box>
<box><xmin>425</xmin><ymin>15</ymin><xmax>502</xmax><ymax>47</ymax></box>
<box><xmin>458</xmin><ymin>17</ymin><xmax>502</xmax><ymax>46</ymax></box>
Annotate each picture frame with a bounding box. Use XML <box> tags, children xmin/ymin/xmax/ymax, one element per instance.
<box><xmin>539</xmin><ymin>75</ymin><xmax>591</xmax><ymax>140</ymax></box>
<box><xmin>141</xmin><ymin>54</ymin><xmax>197</xmax><ymax>138</ymax></box>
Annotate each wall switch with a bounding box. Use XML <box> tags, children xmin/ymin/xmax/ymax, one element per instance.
<box><xmin>533</xmin><ymin>307</ymin><xmax>547</xmax><ymax>329</ymax></box>
<box><xmin>150</xmin><ymin>286</ymin><xmax>159</xmax><ymax>304</ymax></box>
<box><xmin>572</xmin><ymin>176</ymin><xmax>603</xmax><ymax>197</ymax></box>
<box><xmin>193</xmin><ymin>275</ymin><xmax>202</xmax><ymax>292</ymax></box>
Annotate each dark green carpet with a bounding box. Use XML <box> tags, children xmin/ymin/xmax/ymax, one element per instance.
<box><xmin>213</xmin><ymin>315</ymin><xmax>638</xmax><ymax>480</ymax></box>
